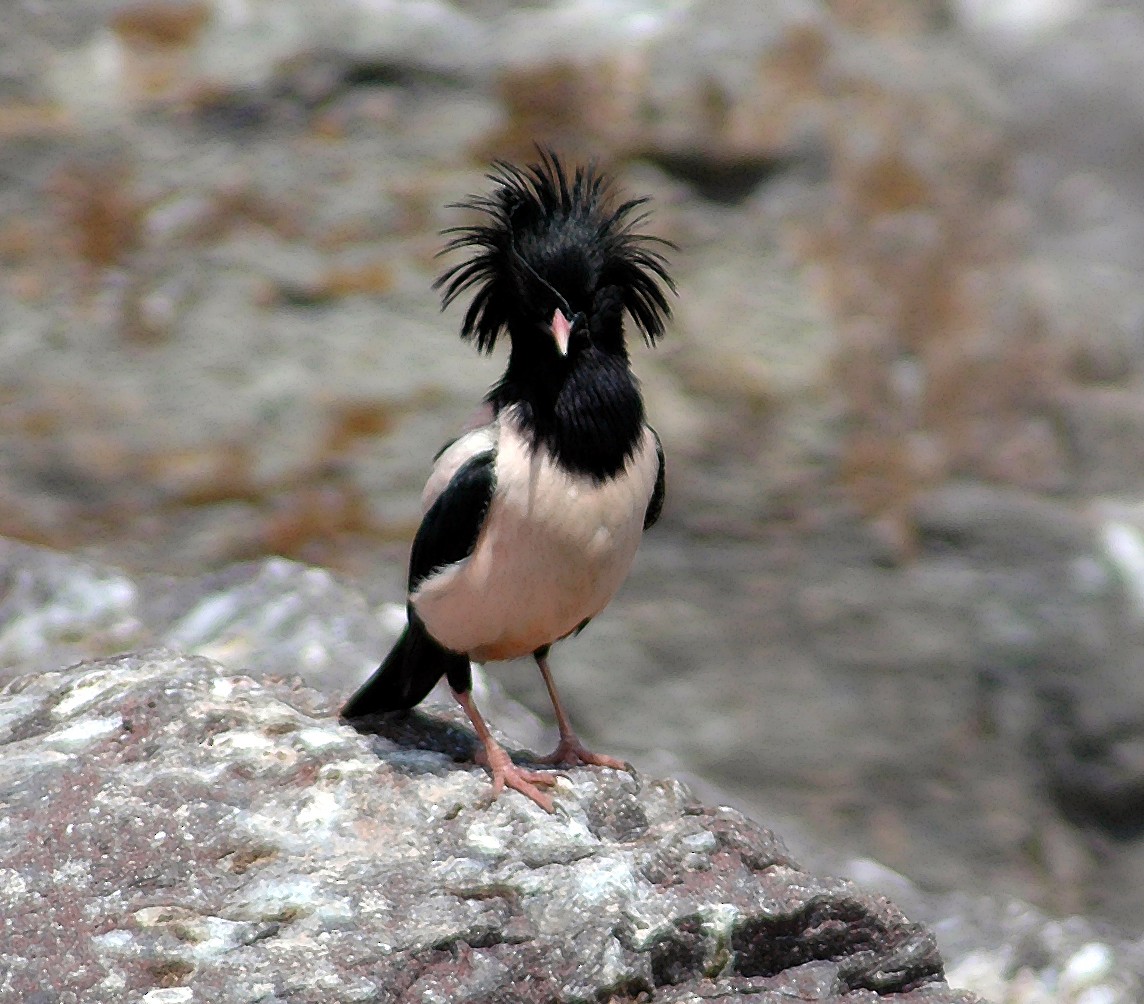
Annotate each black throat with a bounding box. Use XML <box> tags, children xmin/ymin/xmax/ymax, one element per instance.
<box><xmin>488</xmin><ymin>347</ymin><xmax>645</xmax><ymax>481</ymax></box>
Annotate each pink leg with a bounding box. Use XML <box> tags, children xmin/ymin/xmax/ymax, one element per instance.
<box><xmin>453</xmin><ymin>689</ymin><xmax>557</xmax><ymax>812</ymax></box>
<box><xmin>534</xmin><ymin>653</ymin><xmax>629</xmax><ymax>771</ymax></box>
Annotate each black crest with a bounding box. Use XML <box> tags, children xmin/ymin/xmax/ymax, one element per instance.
<box><xmin>434</xmin><ymin>150</ymin><xmax>676</xmax><ymax>354</ymax></box>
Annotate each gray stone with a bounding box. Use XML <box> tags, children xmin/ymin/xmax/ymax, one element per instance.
<box><xmin>0</xmin><ymin>651</ymin><xmax>975</xmax><ymax>1003</ymax></box>
<box><xmin>6</xmin><ymin>538</ymin><xmax>1144</xmax><ymax>999</ymax></box>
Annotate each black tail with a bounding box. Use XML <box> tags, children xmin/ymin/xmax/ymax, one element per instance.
<box><xmin>342</xmin><ymin>614</ymin><xmax>472</xmax><ymax>718</ymax></box>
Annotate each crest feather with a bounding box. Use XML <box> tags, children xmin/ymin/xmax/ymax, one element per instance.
<box><xmin>434</xmin><ymin>149</ymin><xmax>676</xmax><ymax>353</ymax></box>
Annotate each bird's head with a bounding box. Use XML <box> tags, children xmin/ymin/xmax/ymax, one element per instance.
<box><xmin>434</xmin><ymin>151</ymin><xmax>675</xmax><ymax>370</ymax></box>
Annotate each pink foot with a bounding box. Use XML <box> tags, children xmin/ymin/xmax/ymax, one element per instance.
<box><xmin>537</xmin><ymin>735</ymin><xmax>630</xmax><ymax>772</ymax></box>
<box><xmin>475</xmin><ymin>741</ymin><xmax>558</xmax><ymax>812</ymax></box>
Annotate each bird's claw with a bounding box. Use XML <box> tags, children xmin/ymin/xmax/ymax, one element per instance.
<box><xmin>476</xmin><ymin>740</ymin><xmax>559</xmax><ymax>812</ymax></box>
<box><xmin>500</xmin><ymin>766</ymin><xmax>558</xmax><ymax>813</ymax></box>
<box><xmin>537</xmin><ymin>736</ymin><xmax>630</xmax><ymax>772</ymax></box>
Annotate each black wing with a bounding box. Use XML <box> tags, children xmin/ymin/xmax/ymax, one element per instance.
<box><xmin>643</xmin><ymin>429</ymin><xmax>665</xmax><ymax>531</ymax></box>
<box><xmin>409</xmin><ymin>450</ymin><xmax>497</xmax><ymax>592</ymax></box>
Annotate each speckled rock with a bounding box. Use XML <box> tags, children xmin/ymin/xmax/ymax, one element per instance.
<box><xmin>7</xmin><ymin>536</ymin><xmax>1144</xmax><ymax>1001</ymax></box>
<box><xmin>0</xmin><ymin>651</ymin><xmax>977</xmax><ymax>1003</ymax></box>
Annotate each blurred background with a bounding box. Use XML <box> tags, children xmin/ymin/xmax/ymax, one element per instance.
<box><xmin>3</xmin><ymin>0</ymin><xmax>1144</xmax><ymax>976</ymax></box>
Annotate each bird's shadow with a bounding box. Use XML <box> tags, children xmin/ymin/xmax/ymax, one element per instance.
<box><xmin>341</xmin><ymin>706</ymin><xmax>543</xmax><ymax>775</ymax></box>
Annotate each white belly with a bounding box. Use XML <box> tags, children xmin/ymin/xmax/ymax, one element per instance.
<box><xmin>411</xmin><ymin>422</ymin><xmax>657</xmax><ymax>662</ymax></box>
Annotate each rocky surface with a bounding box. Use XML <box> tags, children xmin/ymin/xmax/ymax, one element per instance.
<box><xmin>3</xmin><ymin>537</ymin><xmax>1144</xmax><ymax>1003</ymax></box>
<box><xmin>0</xmin><ymin>650</ymin><xmax>974</xmax><ymax>1003</ymax></box>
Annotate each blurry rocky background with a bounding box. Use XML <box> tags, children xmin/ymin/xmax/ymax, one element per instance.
<box><xmin>3</xmin><ymin>0</ymin><xmax>1144</xmax><ymax>998</ymax></box>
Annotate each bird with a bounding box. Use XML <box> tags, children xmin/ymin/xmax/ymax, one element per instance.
<box><xmin>342</xmin><ymin>151</ymin><xmax>675</xmax><ymax>811</ymax></box>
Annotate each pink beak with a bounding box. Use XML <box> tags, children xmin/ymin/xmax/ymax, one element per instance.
<box><xmin>551</xmin><ymin>309</ymin><xmax>572</xmax><ymax>357</ymax></box>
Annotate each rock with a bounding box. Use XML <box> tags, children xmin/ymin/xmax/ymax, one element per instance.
<box><xmin>6</xmin><ymin>537</ymin><xmax>1144</xmax><ymax>1000</ymax></box>
<box><xmin>0</xmin><ymin>651</ymin><xmax>976</xmax><ymax>1003</ymax></box>
<box><xmin>1059</xmin><ymin>387</ymin><xmax>1144</xmax><ymax>496</ymax></box>
<box><xmin>0</xmin><ymin>537</ymin><xmax>384</xmax><ymax>692</ymax></box>
<box><xmin>912</xmin><ymin>482</ymin><xmax>1092</xmax><ymax>563</ymax></box>
<box><xmin>0</xmin><ymin>536</ymin><xmax>548</xmax><ymax>754</ymax></box>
